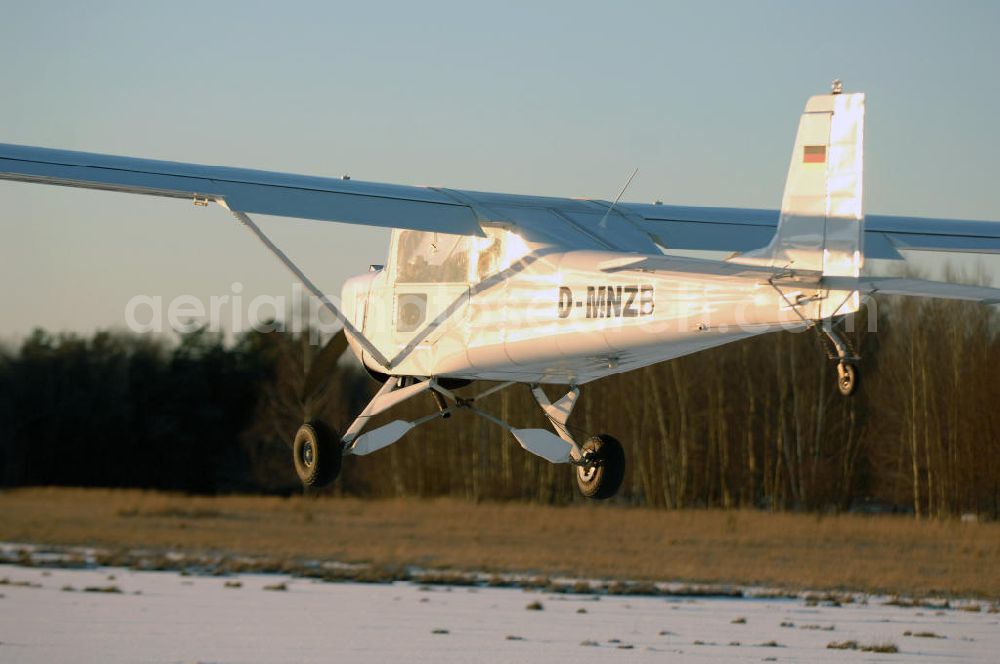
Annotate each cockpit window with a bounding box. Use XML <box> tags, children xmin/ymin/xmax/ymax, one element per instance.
<box><xmin>474</xmin><ymin>228</ymin><xmax>529</xmax><ymax>282</ymax></box>
<box><xmin>476</xmin><ymin>231</ymin><xmax>504</xmax><ymax>281</ymax></box>
<box><xmin>393</xmin><ymin>228</ymin><xmax>529</xmax><ymax>285</ymax></box>
<box><xmin>395</xmin><ymin>231</ymin><xmax>472</xmax><ymax>283</ymax></box>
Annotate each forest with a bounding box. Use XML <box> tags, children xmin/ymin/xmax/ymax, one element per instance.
<box><xmin>1</xmin><ymin>295</ymin><xmax>997</xmax><ymax>519</ymax></box>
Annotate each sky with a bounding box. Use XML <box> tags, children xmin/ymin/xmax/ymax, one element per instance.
<box><xmin>1</xmin><ymin>0</ymin><xmax>998</xmax><ymax>341</ymax></box>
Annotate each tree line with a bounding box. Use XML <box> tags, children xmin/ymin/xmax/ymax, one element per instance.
<box><xmin>0</xmin><ymin>295</ymin><xmax>997</xmax><ymax>517</ymax></box>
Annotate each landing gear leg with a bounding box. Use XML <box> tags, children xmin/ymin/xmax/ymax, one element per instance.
<box><xmin>819</xmin><ymin>323</ymin><xmax>860</xmax><ymax>397</ymax></box>
<box><xmin>291</xmin><ymin>376</ymin><xmax>440</xmax><ymax>490</ymax></box>
<box><xmin>529</xmin><ymin>385</ymin><xmax>626</xmax><ymax>500</ymax></box>
<box><xmin>291</xmin><ymin>378</ymin><xmax>629</xmax><ymax>499</ymax></box>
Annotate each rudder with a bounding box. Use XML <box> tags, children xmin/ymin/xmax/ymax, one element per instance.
<box><xmin>735</xmin><ymin>88</ymin><xmax>865</xmax><ymax>278</ymax></box>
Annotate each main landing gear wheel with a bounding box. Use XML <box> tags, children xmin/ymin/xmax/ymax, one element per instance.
<box><xmin>837</xmin><ymin>362</ymin><xmax>859</xmax><ymax>397</ymax></box>
<box><xmin>293</xmin><ymin>421</ymin><xmax>342</xmax><ymax>489</ymax></box>
<box><xmin>575</xmin><ymin>434</ymin><xmax>626</xmax><ymax>500</ymax></box>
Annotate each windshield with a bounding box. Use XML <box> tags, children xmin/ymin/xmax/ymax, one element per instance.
<box><xmin>395</xmin><ymin>231</ymin><xmax>472</xmax><ymax>283</ymax></box>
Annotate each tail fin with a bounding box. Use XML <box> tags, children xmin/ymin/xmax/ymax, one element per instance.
<box><xmin>736</xmin><ymin>89</ymin><xmax>865</xmax><ymax>277</ymax></box>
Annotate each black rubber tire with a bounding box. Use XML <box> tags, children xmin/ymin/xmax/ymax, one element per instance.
<box><xmin>837</xmin><ymin>363</ymin><xmax>859</xmax><ymax>396</ymax></box>
<box><xmin>575</xmin><ymin>434</ymin><xmax>626</xmax><ymax>500</ymax></box>
<box><xmin>292</xmin><ymin>421</ymin><xmax>341</xmax><ymax>489</ymax></box>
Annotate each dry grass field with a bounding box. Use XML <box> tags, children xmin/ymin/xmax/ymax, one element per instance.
<box><xmin>1</xmin><ymin>487</ymin><xmax>998</xmax><ymax>599</ymax></box>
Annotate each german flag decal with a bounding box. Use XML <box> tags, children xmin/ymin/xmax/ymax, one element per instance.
<box><xmin>803</xmin><ymin>145</ymin><xmax>826</xmax><ymax>163</ymax></box>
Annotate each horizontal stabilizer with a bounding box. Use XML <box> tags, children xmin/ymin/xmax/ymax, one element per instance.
<box><xmin>823</xmin><ymin>276</ymin><xmax>1000</xmax><ymax>304</ymax></box>
<box><xmin>600</xmin><ymin>253</ymin><xmax>780</xmax><ymax>279</ymax></box>
<box><xmin>621</xmin><ymin>207</ymin><xmax>1000</xmax><ymax>259</ymax></box>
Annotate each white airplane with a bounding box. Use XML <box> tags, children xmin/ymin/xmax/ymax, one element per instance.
<box><xmin>3</xmin><ymin>83</ymin><xmax>1000</xmax><ymax>499</ymax></box>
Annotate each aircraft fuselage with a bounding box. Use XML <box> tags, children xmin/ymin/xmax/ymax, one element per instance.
<box><xmin>342</xmin><ymin>240</ymin><xmax>855</xmax><ymax>385</ymax></box>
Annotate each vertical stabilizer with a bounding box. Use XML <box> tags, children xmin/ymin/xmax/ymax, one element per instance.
<box><xmin>734</xmin><ymin>88</ymin><xmax>865</xmax><ymax>277</ymax></box>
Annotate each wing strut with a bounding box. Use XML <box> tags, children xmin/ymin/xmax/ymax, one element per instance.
<box><xmin>220</xmin><ymin>202</ymin><xmax>392</xmax><ymax>369</ymax></box>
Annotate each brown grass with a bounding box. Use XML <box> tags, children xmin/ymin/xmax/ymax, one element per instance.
<box><xmin>828</xmin><ymin>640</ymin><xmax>899</xmax><ymax>653</ymax></box>
<box><xmin>0</xmin><ymin>487</ymin><xmax>999</xmax><ymax>598</ymax></box>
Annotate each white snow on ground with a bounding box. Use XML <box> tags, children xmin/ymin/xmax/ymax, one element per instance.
<box><xmin>0</xmin><ymin>564</ymin><xmax>996</xmax><ymax>663</ymax></box>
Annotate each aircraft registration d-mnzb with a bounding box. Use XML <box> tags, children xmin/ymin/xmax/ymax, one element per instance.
<box><xmin>4</xmin><ymin>83</ymin><xmax>1000</xmax><ymax>499</ymax></box>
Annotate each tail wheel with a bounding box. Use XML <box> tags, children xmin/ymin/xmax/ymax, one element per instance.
<box><xmin>575</xmin><ymin>434</ymin><xmax>625</xmax><ymax>500</ymax></box>
<box><xmin>837</xmin><ymin>362</ymin><xmax>859</xmax><ymax>396</ymax></box>
<box><xmin>293</xmin><ymin>421</ymin><xmax>342</xmax><ymax>489</ymax></box>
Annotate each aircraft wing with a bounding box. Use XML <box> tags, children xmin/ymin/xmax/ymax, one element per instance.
<box><xmin>0</xmin><ymin>143</ymin><xmax>484</xmax><ymax>236</ymax></box>
<box><xmin>5</xmin><ymin>142</ymin><xmax>1000</xmax><ymax>257</ymax></box>
<box><xmin>0</xmin><ymin>142</ymin><xmax>658</xmax><ymax>250</ymax></box>
<box><xmin>618</xmin><ymin>204</ymin><xmax>778</xmax><ymax>253</ymax></box>
<box><xmin>0</xmin><ymin>142</ymin><xmax>663</xmax><ymax>251</ymax></box>
<box><xmin>0</xmin><ymin>143</ymin><xmax>705</xmax><ymax>253</ymax></box>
